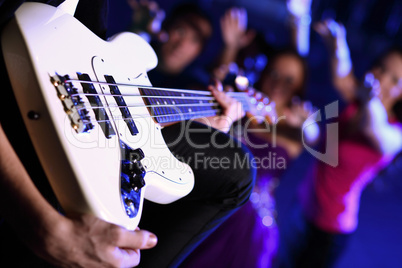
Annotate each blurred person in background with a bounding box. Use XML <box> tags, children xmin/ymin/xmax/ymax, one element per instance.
<box><xmin>128</xmin><ymin>0</ymin><xmax>213</xmax><ymax>89</ymax></box>
<box><xmin>126</xmin><ymin>2</ymin><xmax>257</xmax><ymax>267</ymax></box>
<box><xmin>277</xmin><ymin>18</ymin><xmax>402</xmax><ymax>268</ymax></box>
<box><xmin>180</xmin><ymin>1</ymin><xmax>320</xmax><ymax>267</ymax></box>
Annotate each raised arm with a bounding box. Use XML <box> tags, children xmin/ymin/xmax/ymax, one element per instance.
<box><xmin>363</xmin><ymin>96</ymin><xmax>402</xmax><ymax>155</ymax></box>
<box><xmin>287</xmin><ymin>0</ymin><xmax>312</xmax><ymax>57</ymax></box>
<box><xmin>315</xmin><ymin>19</ymin><xmax>359</xmax><ymax>102</ymax></box>
<box><xmin>213</xmin><ymin>7</ymin><xmax>255</xmax><ymax>81</ymax></box>
<box><xmin>0</xmin><ymin>124</ymin><xmax>157</xmax><ymax>267</ymax></box>
<box><xmin>358</xmin><ymin>75</ymin><xmax>402</xmax><ymax>155</ymax></box>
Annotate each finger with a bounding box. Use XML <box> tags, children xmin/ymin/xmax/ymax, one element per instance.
<box><xmin>148</xmin><ymin>1</ymin><xmax>159</xmax><ymax>12</ymax></box>
<box><xmin>238</xmin><ymin>7</ymin><xmax>247</xmax><ymax>30</ymax></box>
<box><xmin>338</xmin><ymin>23</ymin><xmax>346</xmax><ymax>37</ymax></box>
<box><xmin>115</xmin><ymin>229</ymin><xmax>158</xmax><ymax>250</ymax></box>
<box><xmin>224</xmin><ymin>85</ymin><xmax>234</xmax><ymax>92</ymax></box>
<box><xmin>111</xmin><ymin>247</ymin><xmax>141</xmax><ymax>268</ymax></box>
<box><xmin>327</xmin><ymin>19</ymin><xmax>339</xmax><ymax>36</ymax></box>
<box><xmin>211</xmin><ymin>89</ymin><xmax>231</xmax><ymax>110</ymax></box>
<box><xmin>230</xmin><ymin>7</ymin><xmax>239</xmax><ymax>26</ymax></box>
<box><xmin>221</xmin><ymin>11</ymin><xmax>232</xmax><ymax>30</ymax></box>
<box><xmin>313</xmin><ymin>22</ymin><xmax>329</xmax><ymax>36</ymax></box>
<box><xmin>240</xmin><ymin>29</ymin><xmax>256</xmax><ymax>47</ymax></box>
<box><xmin>209</xmin><ymin>79</ymin><xmax>223</xmax><ymax>92</ymax></box>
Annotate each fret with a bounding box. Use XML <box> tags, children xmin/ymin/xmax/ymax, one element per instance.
<box><xmin>139</xmin><ymin>87</ymin><xmax>219</xmax><ymax>124</ymax></box>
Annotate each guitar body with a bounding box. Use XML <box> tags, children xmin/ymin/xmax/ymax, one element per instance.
<box><xmin>1</xmin><ymin>2</ymin><xmax>194</xmax><ymax>230</ymax></box>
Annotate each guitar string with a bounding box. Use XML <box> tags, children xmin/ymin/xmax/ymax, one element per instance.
<box><xmin>62</xmin><ymin>79</ymin><xmax>252</xmax><ymax>105</ymax></box>
<box><xmin>64</xmin><ymin>78</ymin><xmax>250</xmax><ymax>97</ymax></box>
<box><xmin>74</xmin><ymin>93</ymin><xmax>217</xmax><ymax>100</ymax></box>
<box><xmin>72</xmin><ymin>93</ymin><xmax>250</xmax><ymax>111</ymax></box>
<box><xmin>58</xmin><ymin>79</ymin><xmax>269</xmax><ymax>125</ymax></box>
<box><xmin>82</xmin><ymin>109</ymin><xmax>222</xmax><ymax>124</ymax></box>
<box><xmin>77</xmin><ymin>102</ymin><xmax>220</xmax><ymax>111</ymax></box>
<box><xmin>59</xmin><ymin>80</ymin><xmax>260</xmax><ymax>116</ymax></box>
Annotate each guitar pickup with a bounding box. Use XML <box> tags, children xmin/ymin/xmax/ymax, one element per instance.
<box><xmin>104</xmin><ymin>75</ymin><xmax>139</xmax><ymax>135</ymax></box>
<box><xmin>77</xmin><ymin>73</ymin><xmax>115</xmax><ymax>139</ymax></box>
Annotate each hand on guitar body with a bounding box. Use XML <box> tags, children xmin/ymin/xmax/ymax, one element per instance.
<box><xmin>29</xmin><ymin>214</ymin><xmax>157</xmax><ymax>268</ymax></box>
<box><xmin>0</xmin><ymin>124</ymin><xmax>157</xmax><ymax>268</ymax></box>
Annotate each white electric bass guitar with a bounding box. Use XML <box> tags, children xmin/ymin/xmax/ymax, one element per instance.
<box><xmin>1</xmin><ymin>2</ymin><xmax>274</xmax><ymax>230</ymax></box>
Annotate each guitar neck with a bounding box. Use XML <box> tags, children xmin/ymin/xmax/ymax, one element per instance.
<box><xmin>139</xmin><ymin>86</ymin><xmax>251</xmax><ymax>124</ymax></box>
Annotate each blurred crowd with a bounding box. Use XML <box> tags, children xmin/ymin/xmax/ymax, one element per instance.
<box><xmin>126</xmin><ymin>0</ymin><xmax>402</xmax><ymax>267</ymax></box>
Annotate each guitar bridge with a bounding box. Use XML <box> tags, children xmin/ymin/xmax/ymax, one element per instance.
<box><xmin>50</xmin><ymin>74</ymin><xmax>94</xmax><ymax>133</ymax></box>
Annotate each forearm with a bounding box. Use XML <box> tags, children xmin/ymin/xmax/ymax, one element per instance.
<box><xmin>212</xmin><ymin>45</ymin><xmax>240</xmax><ymax>81</ymax></box>
<box><xmin>329</xmin><ymin>35</ymin><xmax>358</xmax><ymax>102</ymax></box>
<box><xmin>363</xmin><ymin>97</ymin><xmax>402</xmax><ymax>155</ymax></box>
<box><xmin>290</xmin><ymin>14</ymin><xmax>311</xmax><ymax>57</ymax></box>
<box><xmin>217</xmin><ymin>45</ymin><xmax>239</xmax><ymax>67</ymax></box>
<box><xmin>0</xmin><ymin>124</ymin><xmax>62</xmax><ymax>237</ymax></box>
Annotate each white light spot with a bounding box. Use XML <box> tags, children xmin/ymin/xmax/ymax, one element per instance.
<box><xmin>262</xmin><ymin>216</ymin><xmax>274</xmax><ymax>227</ymax></box>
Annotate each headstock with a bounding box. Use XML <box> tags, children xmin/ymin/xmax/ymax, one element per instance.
<box><xmin>227</xmin><ymin>75</ymin><xmax>277</xmax><ymax>125</ymax></box>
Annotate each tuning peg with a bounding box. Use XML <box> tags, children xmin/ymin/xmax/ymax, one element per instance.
<box><xmin>262</xmin><ymin>97</ymin><xmax>270</xmax><ymax>105</ymax></box>
<box><xmin>254</xmin><ymin>92</ymin><xmax>262</xmax><ymax>100</ymax></box>
<box><xmin>247</xmin><ymin>87</ymin><xmax>255</xmax><ymax>96</ymax></box>
<box><xmin>234</xmin><ymin>75</ymin><xmax>249</xmax><ymax>91</ymax></box>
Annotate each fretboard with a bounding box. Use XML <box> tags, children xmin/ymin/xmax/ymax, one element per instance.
<box><xmin>139</xmin><ymin>87</ymin><xmax>251</xmax><ymax>124</ymax></box>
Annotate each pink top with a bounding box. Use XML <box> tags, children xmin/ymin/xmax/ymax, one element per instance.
<box><xmin>300</xmin><ymin>103</ymin><xmax>394</xmax><ymax>233</ymax></box>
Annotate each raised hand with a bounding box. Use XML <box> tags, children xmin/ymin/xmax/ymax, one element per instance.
<box><xmin>127</xmin><ymin>0</ymin><xmax>165</xmax><ymax>40</ymax></box>
<box><xmin>283</xmin><ymin>97</ymin><xmax>320</xmax><ymax>144</ymax></box>
<box><xmin>314</xmin><ymin>19</ymin><xmax>347</xmax><ymax>52</ymax></box>
<box><xmin>220</xmin><ymin>7</ymin><xmax>256</xmax><ymax>51</ymax></box>
<box><xmin>287</xmin><ymin>0</ymin><xmax>312</xmax><ymax>18</ymax></box>
<box><xmin>283</xmin><ymin>97</ymin><xmax>315</xmax><ymax>128</ymax></box>
<box><xmin>287</xmin><ymin>0</ymin><xmax>312</xmax><ymax>56</ymax></box>
<box><xmin>314</xmin><ymin>19</ymin><xmax>353</xmax><ymax>79</ymax></box>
